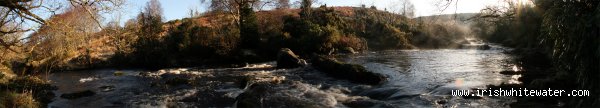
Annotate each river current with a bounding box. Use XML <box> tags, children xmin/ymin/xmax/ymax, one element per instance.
<box><xmin>46</xmin><ymin>45</ymin><xmax>521</xmax><ymax>108</ymax></box>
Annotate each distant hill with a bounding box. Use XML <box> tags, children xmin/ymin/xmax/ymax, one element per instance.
<box><xmin>414</xmin><ymin>13</ymin><xmax>479</xmax><ymax>25</ymax></box>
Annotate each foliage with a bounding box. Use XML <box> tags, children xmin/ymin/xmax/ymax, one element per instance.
<box><xmin>282</xmin><ymin>8</ymin><xmax>366</xmax><ymax>55</ymax></box>
<box><xmin>0</xmin><ymin>91</ymin><xmax>40</xmax><ymax>108</ymax></box>
<box><xmin>165</xmin><ymin>18</ymin><xmax>240</xmax><ymax>59</ymax></box>
<box><xmin>24</xmin><ymin>6</ymin><xmax>100</xmax><ymax>73</ymax></box>
<box><xmin>239</xmin><ymin>2</ymin><xmax>260</xmax><ymax>49</ymax></box>
<box><xmin>129</xmin><ymin>0</ymin><xmax>168</xmax><ymax>67</ymax></box>
<box><xmin>533</xmin><ymin>0</ymin><xmax>600</xmax><ymax>107</ymax></box>
<box><xmin>350</xmin><ymin>7</ymin><xmax>416</xmax><ymax>49</ymax></box>
<box><xmin>0</xmin><ymin>0</ymin><xmax>123</xmax><ymax>50</ymax></box>
<box><xmin>473</xmin><ymin>3</ymin><xmax>542</xmax><ymax>48</ymax></box>
<box><xmin>473</xmin><ymin>0</ymin><xmax>600</xmax><ymax>107</ymax></box>
<box><xmin>0</xmin><ymin>76</ymin><xmax>56</xmax><ymax>107</ymax></box>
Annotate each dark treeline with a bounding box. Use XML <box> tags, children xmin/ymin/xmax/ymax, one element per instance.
<box><xmin>472</xmin><ymin>0</ymin><xmax>599</xmax><ymax>107</ymax></box>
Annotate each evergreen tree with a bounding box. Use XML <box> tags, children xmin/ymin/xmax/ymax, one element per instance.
<box><xmin>239</xmin><ymin>1</ymin><xmax>260</xmax><ymax>49</ymax></box>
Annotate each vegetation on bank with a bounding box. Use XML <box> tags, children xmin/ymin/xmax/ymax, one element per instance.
<box><xmin>472</xmin><ymin>0</ymin><xmax>600</xmax><ymax>107</ymax></box>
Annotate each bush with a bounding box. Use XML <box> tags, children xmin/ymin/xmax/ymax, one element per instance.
<box><xmin>336</xmin><ymin>35</ymin><xmax>367</xmax><ymax>51</ymax></box>
<box><xmin>281</xmin><ymin>7</ymin><xmax>370</xmax><ymax>55</ymax></box>
<box><xmin>0</xmin><ymin>91</ymin><xmax>40</xmax><ymax>108</ymax></box>
<box><xmin>165</xmin><ymin>18</ymin><xmax>240</xmax><ymax>58</ymax></box>
<box><xmin>0</xmin><ymin>76</ymin><xmax>56</xmax><ymax>107</ymax></box>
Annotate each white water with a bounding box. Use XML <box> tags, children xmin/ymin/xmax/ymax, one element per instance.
<box><xmin>47</xmin><ymin>45</ymin><xmax>520</xmax><ymax>108</ymax></box>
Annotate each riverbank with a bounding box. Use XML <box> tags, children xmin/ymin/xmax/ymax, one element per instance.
<box><xmin>488</xmin><ymin>48</ymin><xmax>579</xmax><ymax>107</ymax></box>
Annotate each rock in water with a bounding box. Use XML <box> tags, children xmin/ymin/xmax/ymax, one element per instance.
<box><xmin>478</xmin><ymin>44</ymin><xmax>491</xmax><ymax>50</ymax></box>
<box><xmin>312</xmin><ymin>55</ymin><xmax>386</xmax><ymax>85</ymax></box>
<box><xmin>61</xmin><ymin>90</ymin><xmax>95</xmax><ymax>99</ymax></box>
<box><xmin>276</xmin><ymin>48</ymin><xmax>307</xmax><ymax>68</ymax></box>
<box><xmin>339</xmin><ymin>47</ymin><xmax>358</xmax><ymax>54</ymax></box>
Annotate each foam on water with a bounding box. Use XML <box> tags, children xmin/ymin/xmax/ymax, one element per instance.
<box><xmin>47</xmin><ymin>46</ymin><xmax>520</xmax><ymax>107</ymax></box>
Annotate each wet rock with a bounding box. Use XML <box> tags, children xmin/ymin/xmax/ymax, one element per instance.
<box><xmin>436</xmin><ymin>100</ymin><xmax>447</xmax><ymax>104</ymax></box>
<box><xmin>99</xmin><ymin>85</ymin><xmax>115</xmax><ymax>92</ymax></box>
<box><xmin>239</xmin><ymin>75</ymin><xmax>286</xmax><ymax>89</ymax></box>
<box><xmin>338</xmin><ymin>47</ymin><xmax>358</xmax><ymax>54</ymax></box>
<box><xmin>312</xmin><ymin>55</ymin><xmax>386</xmax><ymax>85</ymax></box>
<box><xmin>479</xmin><ymin>44</ymin><xmax>491</xmax><ymax>50</ymax></box>
<box><xmin>235</xmin><ymin>83</ymin><xmax>273</xmax><ymax>107</ymax></box>
<box><xmin>499</xmin><ymin>71</ymin><xmax>521</xmax><ymax>75</ymax></box>
<box><xmin>276</xmin><ymin>48</ymin><xmax>307</xmax><ymax>68</ymax></box>
<box><xmin>460</xmin><ymin>44</ymin><xmax>491</xmax><ymax>50</ymax></box>
<box><xmin>113</xmin><ymin>71</ymin><xmax>124</xmax><ymax>76</ymax></box>
<box><xmin>235</xmin><ymin>82</ymin><xmax>331</xmax><ymax>108</ymax></box>
<box><xmin>165</xmin><ymin>77</ymin><xmax>190</xmax><ymax>86</ymax></box>
<box><xmin>461</xmin><ymin>95</ymin><xmax>483</xmax><ymax>99</ymax></box>
<box><xmin>61</xmin><ymin>90</ymin><xmax>95</xmax><ymax>99</ymax></box>
<box><xmin>344</xmin><ymin>99</ymin><xmax>378</xmax><ymax>108</ymax></box>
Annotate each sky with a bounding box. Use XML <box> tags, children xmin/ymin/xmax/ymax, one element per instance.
<box><xmin>118</xmin><ymin>0</ymin><xmax>506</xmax><ymax>22</ymax></box>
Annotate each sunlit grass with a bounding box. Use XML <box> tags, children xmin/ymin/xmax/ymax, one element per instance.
<box><xmin>0</xmin><ymin>90</ymin><xmax>40</xmax><ymax>108</ymax></box>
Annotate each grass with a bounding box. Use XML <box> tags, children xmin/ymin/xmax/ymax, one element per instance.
<box><xmin>0</xmin><ymin>90</ymin><xmax>40</xmax><ymax>108</ymax></box>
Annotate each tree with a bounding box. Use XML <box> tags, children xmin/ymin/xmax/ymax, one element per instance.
<box><xmin>201</xmin><ymin>0</ymin><xmax>261</xmax><ymax>25</ymax></box>
<box><xmin>132</xmin><ymin>0</ymin><xmax>166</xmax><ymax>67</ymax></box>
<box><xmin>0</xmin><ymin>0</ymin><xmax>123</xmax><ymax>51</ymax></box>
<box><xmin>533</xmin><ymin>0</ymin><xmax>600</xmax><ymax>107</ymax></box>
<box><xmin>239</xmin><ymin>2</ymin><xmax>260</xmax><ymax>48</ymax></box>
<box><xmin>275</xmin><ymin>0</ymin><xmax>290</xmax><ymax>9</ymax></box>
<box><xmin>300</xmin><ymin>0</ymin><xmax>312</xmax><ymax>18</ymax></box>
<box><xmin>25</xmin><ymin>6</ymin><xmax>101</xmax><ymax>72</ymax></box>
<box><xmin>202</xmin><ymin>0</ymin><xmax>261</xmax><ymax>49</ymax></box>
<box><xmin>388</xmin><ymin>0</ymin><xmax>415</xmax><ymax>18</ymax></box>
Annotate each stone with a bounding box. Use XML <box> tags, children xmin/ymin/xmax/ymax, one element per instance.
<box><xmin>338</xmin><ymin>47</ymin><xmax>358</xmax><ymax>54</ymax></box>
<box><xmin>276</xmin><ymin>48</ymin><xmax>307</xmax><ymax>68</ymax></box>
<box><xmin>311</xmin><ymin>55</ymin><xmax>386</xmax><ymax>85</ymax></box>
<box><xmin>60</xmin><ymin>90</ymin><xmax>95</xmax><ymax>99</ymax></box>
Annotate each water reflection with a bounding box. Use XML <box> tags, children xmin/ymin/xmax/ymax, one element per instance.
<box><xmin>340</xmin><ymin>46</ymin><xmax>519</xmax><ymax>107</ymax></box>
<box><xmin>46</xmin><ymin>46</ymin><xmax>520</xmax><ymax>107</ymax></box>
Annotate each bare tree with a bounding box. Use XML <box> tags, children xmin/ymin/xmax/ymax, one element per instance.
<box><xmin>137</xmin><ymin>0</ymin><xmax>163</xmax><ymax>40</ymax></box>
<box><xmin>275</xmin><ymin>0</ymin><xmax>290</xmax><ymax>9</ymax></box>
<box><xmin>67</xmin><ymin>0</ymin><xmax>125</xmax><ymax>28</ymax></box>
<box><xmin>388</xmin><ymin>0</ymin><xmax>415</xmax><ymax>18</ymax></box>
<box><xmin>401</xmin><ymin>0</ymin><xmax>415</xmax><ymax>17</ymax></box>
<box><xmin>21</xmin><ymin>6</ymin><xmax>101</xmax><ymax>71</ymax></box>
<box><xmin>300</xmin><ymin>0</ymin><xmax>312</xmax><ymax>18</ymax></box>
<box><xmin>0</xmin><ymin>0</ymin><xmax>124</xmax><ymax>51</ymax></box>
<box><xmin>201</xmin><ymin>0</ymin><xmax>260</xmax><ymax>25</ymax></box>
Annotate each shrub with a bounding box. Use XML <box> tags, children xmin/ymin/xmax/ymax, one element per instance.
<box><xmin>0</xmin><ymin>91</ymin><xmax>40</xmax><ymax>108</ymax></box>
<box><xmin>0</xmin><ymin>76</ymin><xmax>56</xmax><ymax>107</ymax></box>
<box><xmin>336</xmin><ymin>35</ymin><xmax>367</xmax><ymax>51</ymax></box>
<box><xmin>165</xmin><ymin>19</ymin><xmax>240</xmax><ymax>58</ymax></box>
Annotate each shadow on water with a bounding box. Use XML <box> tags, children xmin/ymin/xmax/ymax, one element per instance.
<box><xmin>45</xmin><ymin>45</ymin><xmax>522</xmax><ymax>108</ymax></box>
<box><xmin>339</xmin><ymin>45</ymin><xmax>519</xmax><ymax>107</ymax></box>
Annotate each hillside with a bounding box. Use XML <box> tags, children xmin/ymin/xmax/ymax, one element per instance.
<box><xmin>98</xmin><ymin>6</ymin><xmax>473</xmax><ymax>68</ymax></box>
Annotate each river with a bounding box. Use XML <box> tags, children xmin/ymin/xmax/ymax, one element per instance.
<box><xmin>45</xmin><ymin>44</ymin><xmax>521</xmax><ymax>108</ymax></box>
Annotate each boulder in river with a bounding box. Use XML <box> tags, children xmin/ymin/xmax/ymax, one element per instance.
<box><xmin>165</xmin><ymin>77</ymin><xmax>190</xmax><ymax>86</ymax></box>
<box><xmin>338</xmin><ymin>47</ymin><xmax>358</xmax><ymax>54</ymax></box>
<box><xmin>235</xmin><ymin>82</ymin><xmax>336</xmax><ymax>108</ymax></box>
<box><xmin>60</xmin><ymin>90</ymin><xmax>95</xmax><ymax>99</ymax></box>
<box><xmin>311</xmin><ymin>55</ymin><xmax>386</xmax><ymax>85</ymax></box>
<box><xmin>460</xmin><ymin>44</ymin><xmax>491</xmax><ymax>50</ymax></box>
<box><xmin>276</xmin><ymin>48</ymin><xmax>307</xmax><ymax>68</ymax></box>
